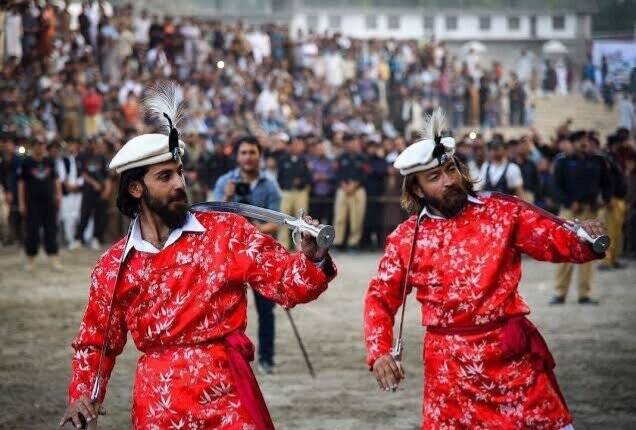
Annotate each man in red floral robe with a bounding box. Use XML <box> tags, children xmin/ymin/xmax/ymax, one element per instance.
<box><xmin>60</xmin><ymin>116</ymin><xmax>335</xmax><ymax>428</ymax></box>
<box><xmin>363</xmin><ymin>110</ymin><xmax>606</xmax><ymax>430</ymax></box>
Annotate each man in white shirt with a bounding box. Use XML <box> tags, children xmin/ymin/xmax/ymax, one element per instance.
<box><xmin>56</xmin><ymin>141</ymin><xmax>84</xmax><ymax>250</ymax></box>
<box><xmin>133</xmin><ymin>9</ymin><xmax>150</xmax><ymax>46</ymax></box>
<box><xmin>477</xmin><ymin>139</ymin><xmax>524</xmax><ymax>196</ymax></box>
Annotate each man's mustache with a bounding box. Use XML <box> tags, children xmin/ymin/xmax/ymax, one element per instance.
<box><xmin>169</xmin><ymin>190</ymin><xmax>188</xmax><ymax>203</ymax></box>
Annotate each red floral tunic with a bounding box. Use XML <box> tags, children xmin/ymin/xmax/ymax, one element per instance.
<box><xmin>68</xmin><ymin>211</ymin><xmax>336</xmax><ymax>429</ymax></box>
<box><xmin>364</xmin><ymin>195</ymin><xmax>599</xmax><ymax>430</ymax></box>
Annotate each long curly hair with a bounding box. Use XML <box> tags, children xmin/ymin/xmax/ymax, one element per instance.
<box><xmin>400</xmin><ymin>157</ymin><xmax>477</xmax><ymax>215</ymax></box>
<box><xmin>116</xmin><ymin>165</ymin><xmax>149</xmax><ymax>218</ymax></box>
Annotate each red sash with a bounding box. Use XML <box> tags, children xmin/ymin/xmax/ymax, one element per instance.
<box><xmin>224</xmin><ymin>332</ymin><xmax>276</xmax><ymax>430</ymax></box>
<box><xmin>428</xmin><ymin>316</ymin><xmax>569</xmax><ymax>412</ymax></box>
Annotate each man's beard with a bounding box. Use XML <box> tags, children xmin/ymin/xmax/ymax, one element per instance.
<box><xmin>142</xmin><ymin>187</ymin><xmax>189</xmax><ymax>229</ymax></box>
<box><xmin>423</xmin><ymin>184</ymin><xmax>468</xmax><ymax>219</ymax></box>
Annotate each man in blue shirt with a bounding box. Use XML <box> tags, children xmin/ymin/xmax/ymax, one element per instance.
<box><xmin>213</xmin><ymin>136</ymin><xmax>282</xmax><ymax>374</ymax></box>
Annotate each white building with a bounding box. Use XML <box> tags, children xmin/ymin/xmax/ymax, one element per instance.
<box><xmin>289</xmin><ymin>8</ymin><xmax>592</xmax><ymax>42</ymax></box>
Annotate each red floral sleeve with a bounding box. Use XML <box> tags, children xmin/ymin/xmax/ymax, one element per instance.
<box><xmin>512</xmin><ymin>201</ymin><xmax>601</xmax><ymax>263</ymax></box>
<box><xmin>363</xmin><ymin>219</ymin><xmax>414</xmax><ymax>369</ymax></box>
<box><xmin>235</xmin><ymin>216</ymin><xmax>337</xmax><ymax>308</ymax></box>
<box><xmin>68</xmin><ymin>246</ymin><xmax>128</xmax><ymax>405</ymax></box>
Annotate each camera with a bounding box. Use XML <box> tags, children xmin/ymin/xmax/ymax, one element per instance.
<box><xmin>234</xmin><ymin>182</ymin><xmax>251</xmax><ymax>203</ymax></box>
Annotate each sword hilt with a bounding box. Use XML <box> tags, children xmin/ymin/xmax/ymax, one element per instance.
<box><xmin>566</xmin><ymin>219</ymin><xmax>610</xmax><ymax>254</ymax></box>
<box><xmin>286</xmin><ymin>209</ymin><xmax>335</xmax><ymax>248</ymax></box>
<box><xmin>390</xmin><ymin>338</ymin><xmax>403</xmax><ymax>362</ymax></box>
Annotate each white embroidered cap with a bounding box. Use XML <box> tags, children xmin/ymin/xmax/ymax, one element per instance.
<box><xmin>393</xmin><ymin>108</ymin><xmax>455</xmax><ymax>176</ymax></box>
<box><xmin>393</xmin><ymin>136</ymin><xmax>456</xmax><ymax>176</ymax></box>
<box><xmin>108</xmin><ymin>134</ymin><xmax>186</xmax><ymax>174</ymax></box>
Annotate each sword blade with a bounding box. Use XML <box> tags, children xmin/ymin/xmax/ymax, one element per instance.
<box><xmin>191</xmin><ymin>201</ymin><xmax>294</xmax><ymax>226</ymax></box>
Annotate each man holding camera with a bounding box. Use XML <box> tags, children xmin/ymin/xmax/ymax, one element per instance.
<box><xmin>213</xmin><ymin>136</ymin><xmax>282</xmax><ymax>374</ymax></box>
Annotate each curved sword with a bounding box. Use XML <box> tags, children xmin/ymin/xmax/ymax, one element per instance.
<box><xmin>191</xmin><ymin>201</ymin><xmax>336</xmax><ymax>248</ymax></box>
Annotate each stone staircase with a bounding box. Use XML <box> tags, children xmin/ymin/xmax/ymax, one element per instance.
<box><xmin>466</xmin><ymin>93</ymin><xmax>619</xmax><ymax>143</ymax></box>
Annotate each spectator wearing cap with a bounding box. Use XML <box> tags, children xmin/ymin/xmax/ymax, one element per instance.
<box><xmin>477</xmin><ymin>138</ymin><xmax>524</xmax><ymax>197</ymax></box>
<box><xmin>277</xmin><ymin>136</ymin><xmax>312</xmax><ymax>249</ymax></box>
<box><xmin>599</xmin><ymin>134</ymin><xmax>629</xmax><ymax>270</ymax></box>
<box><xmin>333</xmin><ymin>134</ymin><xmax>367</xmax><ymax>251</ymax></box>
<box><xmin>551</xmin><ymin>130</ymin><xmax>612</xmax><ymax>304</ymax></box>
<box><xmin>17</xmin><ymin>139</ymin><xmax>62</xmax><ymax>271</ymax></box>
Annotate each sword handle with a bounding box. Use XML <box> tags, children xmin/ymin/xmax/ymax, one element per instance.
<box><xmin>566</xmin><ymin>219</ymin><xmax>610</xmax><ymax>254</ymax></box>
<box><xmin>285</xmin><ymin>211</ymin><xmax>335</xmax><ymax>248</ymax></box>
<box><xmin>390</xmin><ymin>338</ymin><xmax>403</xmax><ymax>362</ymax></box>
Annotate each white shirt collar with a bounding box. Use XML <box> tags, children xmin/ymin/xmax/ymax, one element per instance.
<box><xmin>124</xmin><ymin>211</ymin><xmax>205</xmax><ymax>258</ymax></box>
<box><xmin>418</xmin><ymin>195</ymin><xmax>484</xmax><ymax>221</ymax></box>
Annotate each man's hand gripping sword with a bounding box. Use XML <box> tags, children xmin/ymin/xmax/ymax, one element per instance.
<box><xmin>192</xmin><ymin>201</ymin><xmax>335</xmax><ymax>378</ymax></box>
<box><xmin>387</xmin><ymin>219</ymin><xmax>421</xmax><ymax>392</ymax></box>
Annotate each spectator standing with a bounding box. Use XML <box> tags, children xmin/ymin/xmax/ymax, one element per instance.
<box><xmin>599</xmin><ymin>135</ymin><xmax>628</xmax><ymax>270</ymax></box>
<box><xmin>509</xmin><ymin>74</ymin><xmax>526</xmax><ymax>126</ymax></box>
<box><xmin>551</xmin><ymin>131</ymin><xmax>612</xmax><ymax>304</ymax></box>
<box><xmin>60</xmin><ymin>82</ymin><xmax>81</xmax><ymax>140</ymax></box>
<box><xmin>82</xmin><ymin>86</ymin><xmax>103</xmax><ymax>138</ymax></box>
<box><xmin>478</xmin><ymin>139</ymin><xmax>524</xmax><ymax>196</ymax></box>
<box><xmin>17</xmin><ymin>139</ymin><xmax>61</xmax><ymax>270</ymax></box>
<box><xmin>198</xmin><ymin>142</ymin><xmax>234</xmax><ymax>201</ymax></box>
<box><xmin>511</xmin><ymin>137</ymin><xmax>540</xmax><ymax>202</ymax></box>
<box><xmin>75</xmin><ymin>139</ymin><xmax>111</xmax><ymax>249</ymax></box>
<box><xmin>333</xmin><ymin>134</ymin><xmax>367</xmax><ymax>251</ymax></box>
<box><xmin>625</xmin><ymin>152</ymin><xmax>636</xmax><ymax>258</ymax></box>
<box><xmin>307</xmin><ymin>140</ymin><xmax>336</xmax><ymax>225</ymax></box>
<box><xmin>56</xmin><ymin>140</ymin><xmax>83</xmax><ymax>250</ymax></box>
<box><xmin>618</xmin><ymin>93</ymin><xmax>635</xmax><ymax>133</ymax></box>
<box><xmin>277</xmin><ymin>136</ymin><xmax>312</xmax><ymax>249</ymax></box>
<box><xmin>362</xmin><ymin>142</ymin><xmax>388</xmax><ymax>250</ymax></box>
<box><xmin>0</xmin><ymin>137</ymin><xmax>23</xmax><ymax>245</ymax></box>
<box><xmin>213</xmin><ymin>136</ymin><xmax>282</xmax><ymax>375</ymax></box>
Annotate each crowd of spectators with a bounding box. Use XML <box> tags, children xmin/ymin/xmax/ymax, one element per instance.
<box><xmin>1</xmin><ymin>1</ymin><xmax>635</xmax><ymax>271</ymax></box>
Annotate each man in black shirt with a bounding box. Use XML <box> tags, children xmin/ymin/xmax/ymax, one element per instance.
<box><xmin>551</xmin><ymin>130</ymin><xmax>612</xmax><ymax>304</ymax></box>
<box><xmin>333</xmin><ymin>134</ymin><xmax>368</xmax><ymax>251</ymax></box>
<box><xmin>277</xmin><ymin>136</ymin><xmax>312</xmax><ymax>249</ymax></box>
<box><xmin>17</xmin><ymin>139</ymin><xmax>62</xmax><ymax>270</ymax></box>
<box><xmin>599</xmin><ymin>134</ymin><xmax>629</xmax><ymax>270</ymax></box>
<box><xmin>75</xmin><ymin>139</ymin><xmax>112</xmax><ymax>249</ymax></box>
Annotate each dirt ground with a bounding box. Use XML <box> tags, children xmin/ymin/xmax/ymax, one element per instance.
<box><xmin>1</xmin><ymin>246</ymin><xmax>635</xmax><ymax>430</ymax></box>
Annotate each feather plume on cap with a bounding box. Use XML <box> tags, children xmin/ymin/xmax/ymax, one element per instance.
<box><xmin>422</xmin><ymin>108</ymin><xmax>446</xmax><ymax>140</ymax></box>
<box><xmin>422</xmin><ymin>108</ymin><xmax>448</xmax><ymax>160</ymax></box>
<box><xmin>143</xmin><ymin>81</ymin><xmax>187</xmax><ymax>133</ymax></box>
<box><xmin>143</xmin><ymin>81</ymin><xmax>187</xmax><ymax>162</ymax></box>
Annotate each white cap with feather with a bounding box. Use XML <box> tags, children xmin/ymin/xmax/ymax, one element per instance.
<box><xmin>109</xmin><ymin>82</ymin><xmax>187</xmax><ymax>174</ymax></box>
<box><xmin>393</xmin><ymin>108</ymin><xmax>456</xmax><ymax>176</ymax></box>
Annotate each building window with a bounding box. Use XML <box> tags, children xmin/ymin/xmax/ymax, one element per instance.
<box><xmin>446</xmin><ymin>16</ymin><xmax>457</xmax><ymax>31</ymax></box>
<box><xmin>552</xmin><ymin>15</ymin><xmax>565</xmax><ymax>30</ymax></box>
<box><xmin>507</xmin><ymin>16</ymin><xmax>520</xmax><ymax>30</ymax></box>
<box><xmin>423</xmin><ymin>15</ymin><xmax>434</xmax><ymax>31</ymax></box>
<box><xmin>328</xmin><ymin>15</ymin><xmax>341</xmax><ymax>29</ymax></box>
<box><xmin>306</xmin><ymin>14</ymin><xmax>318</xmax><ymax>30</ymax></box>
<box><xmin>365</xmin><ymin>15</ymin><xmax>377</xmax><ymax>30</ymax></box>
<box><xmin>479</xmin><ymin>16</ymin><xmax>491</xmax><ymax>31</ymax></box>
<box><xmin>388</xmin><ymin>15</ymin><xmax>400</xmax><ymax>30</ymax></box>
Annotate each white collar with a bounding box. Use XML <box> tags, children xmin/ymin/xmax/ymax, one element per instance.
<box><xmin>124</xmin><ymin>211</ymin><xmax>205</xmax><ymax>258</ymax></box>
<box><xmin>418</xmin><ymin>195</ymin><xmax>484</xmax><ymax>221</ymax></box>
